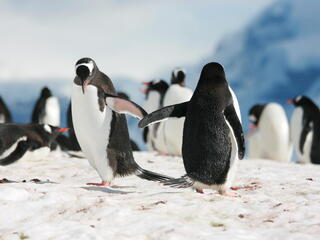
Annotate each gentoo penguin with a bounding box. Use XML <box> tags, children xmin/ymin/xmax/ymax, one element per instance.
<box><xmin>71</xmin><ymin>57</ymin><xmax>172</xmax><ymax>186</ymax></box>
<box><xmin>288</xmin><ymin>96</ymin><xmax>320</xmax><ymax>164</ymax></box>
<box><xmin>0</xmin><ymin>123</ymin><xmax>68</xmax><ymax>166</ymax></box>
<box><xmin>139</xmin><ymin>62</ymin><xmax>245</xmax><ymax>196</ymax></box>
<box><xmin>31</xmin><ymin>87</ymin><xmax>61</xmax><ymax>127</ymax></box>
<box><xmin>160</xmin><ymin>68</ymin><xmax>193</xmax><ymax>156</ymax></box>
<box><xmin>141</xmin><ymin>80</ymin><xmax>169</xmax><ymax>151</ymax></box>
<box><xmin>0</xmin><ymin>96</ymin><xmax>12</xmax><ymax>123</ymax></box>
<box><xmin>247</xmin><ymin>103</ymin><xmax>292</xmax><ymax>162</ymax></box>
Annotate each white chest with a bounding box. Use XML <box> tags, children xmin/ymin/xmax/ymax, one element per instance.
<box><xmin>290</xmin><ymin>107</ymin><xmax>303</xmax><ymax>156</ymax></box>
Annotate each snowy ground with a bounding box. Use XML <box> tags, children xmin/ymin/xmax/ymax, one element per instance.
<box><xmin>0</xmin><ymin>151</ymin><xmax>320</xmax><ymax>240</ymax></box>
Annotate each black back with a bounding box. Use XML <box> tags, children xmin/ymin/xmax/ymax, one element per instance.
<box><xmin>171</xmin><ymin>69</ymin><xmax>186</xmax><ymax>86</ymax></box>
<box><xmin>67</xmin><ymin>101</ymin><xmax>81</xmax><ymax>151</ymax></box>
<box><xmin>182</xmin><ymin>62</ymin><xmax>235</xmax><ymax>185</ymax></box>
<box><xmin>292</xmin><ymin>96</ymin><xmax>320</xmax><ymax>164</ymax></box>
<box><xmin>31</xmin><ymin>87</ymin><xmax>52</xmax><ymax>123</ymax></box>
<box><xmin>248</xmin><ymin>104</ymin><xmax>266</xmax><ymax>126</ymax></box>
<box><xmin>0</xmin><ymin>96</ymin><xmax>12</xmax><ymax>123</ymax></box>
<box><xmin>144</xmin><ymin>80</ymin><xmax>169</xmax><ymax>107</ymax></box>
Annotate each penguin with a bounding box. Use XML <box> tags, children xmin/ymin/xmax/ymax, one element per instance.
<box><xmin>141</xmin><ymin>80</ymin><xmax>169</xmax><ymax>151</ymax></box>
<box><xmin>31</xmin><ymin>87</ymin><xmax>61</xmax><ymax>127</ymax></box>
<box><xmin>0</xmin><ymin>96</ymin><xmax>12</xmax><ymax>123</ymax></box>
<box><xmin>0</xmin><ymin>123</ymin><xmax>68</xmax><ymax>166</ymax></box>
<box><xmin>288</xmin><ymin>96</ymin><xmax>320</xmax><ymax>164</ymax></box>
<box><xmin>71</xmin><ymin>57</ymin><xmax>172</xmax><ymax>186</ymax></box>
<box><xmin>159</xmin><ymin>68</ymin><xmax>193</xmax><ymax>156</ymax></box>
<box><xmin>247</xmin><ymin>103</ymin><xmax>292</xmax><ymax>162</ymax></box>
<box><xmin>139</xmin><ymin>62</ymin><xmax>245</xmax><ymax>196</ymax></box>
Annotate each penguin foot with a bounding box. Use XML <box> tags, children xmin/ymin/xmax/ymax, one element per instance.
<box><xmin>196</xmin><ymin>189</ymin><xmax>204</xmax><ymax>194</ymax></box>
<box><xmin>86</xmin><ymin>181</ymin><xmax>111</xmax><ymax>187</ymax></box>
<box><xmin>220</xmin><ymin>190</ymin><xmax>240</xmax><ymax>197</ymax></box>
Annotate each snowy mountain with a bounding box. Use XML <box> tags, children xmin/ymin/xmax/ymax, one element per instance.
<box><xmin>187</xmin><ymin>0</ymin><xmax>320</xmax><ymax>128</ymax></box>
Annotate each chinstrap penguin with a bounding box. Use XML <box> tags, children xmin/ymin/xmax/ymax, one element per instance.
<box><xmin>0</xmin><ymin>96</ymin><xmax>12</xmax><ymax>123</ymax></box>
<box><xmin>139</xmin><ymin>62</ymin><xmax>245</xmax><ymax>196</ymax></box>
<box><xmin>247</xmin><ymin>103</ymin><xmax>292</xmax><ymax>162</ymax></box>
<box><xmin>71</xmin><ymin>57</ymin><xmax>173</xmax><ymax>186</ymax></box>
<box><xmin>288</xmin><ymin>96</ymin><xmax>320</xmax><ymax>164</ymax></box>
<box><xmin>31</xmin><ymin>87</ymin><xmax>61</xmax><ymax>127</ymax></box>
<box><xmin>0</xmin><ymin>123</ymin><xmax>68</xmax><ymax>166</ymax></box>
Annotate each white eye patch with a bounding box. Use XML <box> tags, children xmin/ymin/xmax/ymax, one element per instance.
<box><xmin>249</xmin><ymin>115</ymin><xmax>256</xmax><ymax>122</ymax></box>
<box><xmin>44</xmin><ymin>124</ymin><xmax>52</xmax><ymax>133</ymax></box>
<box><xmin>75</xmin><ymin>61</ymin><xmax>94</xmax><ymax>75</ymax></box>
<box><xmin>296</xmin><ymin>95</ymin><xmax>302</xmax><ymax>102</ymax></box>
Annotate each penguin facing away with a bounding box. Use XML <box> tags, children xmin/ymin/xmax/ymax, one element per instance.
<box><xmin>247</xmin><ymin>103</ymin><xmax>292</xmax><ymax>162</ymax></box>
<box><xmin>141</xmin><ymin>79</ymin><xmax>169</xmax><ymax>151</ymax></box>
<box><xmin>288</xmin><ymin>96</ymin><xmax>320</xmax><ymax>164</ymax></box>
<box><xmin>139</xmin><ymin>62</ymin><xmax>245</xmax><ymax>196</ymax></box>
<box><xmin>32</xmin><ymin>87</ymin><xmax>61</xmax><ymax>127</ymax></box>
<box><xmin>0</xmin><ymin>96</ymin><xmax>12</xmax><ymax>123</ymax></box>
<box><xmin>71</xmin><ymin>57</ymin><xmax>173</xmax><ymax>186</ymax></box>
<box><xmin>0</xmin><ymin>123</ymin><xmax>68</xmax><ymax>166</ymax></box>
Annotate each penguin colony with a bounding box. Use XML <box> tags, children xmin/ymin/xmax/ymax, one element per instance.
<box><xmin>0</xmin><ymin>57</ymin><xmax>319</xmax><ymax>196</ymax></box>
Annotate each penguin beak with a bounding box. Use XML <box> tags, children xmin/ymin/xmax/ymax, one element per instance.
<box><xmin>287</xmin><ymin>99</ymin><xmax>294</xmax><ymax>104</ymax></box>
<box><xmin>140</xmin><ymin>88</ymin><xmax>149</xmax><ymax>94</ymax></box>
<box><xmin>82</xmin><ymin>80</ymin><xmax>89</xmax><ymax>94</ymax></box>
<box><xmin>55</xmin><ymin>128</ymin><xmax>69</xmax><ymax>133</ymax></box>
<box><xmin>142</xmin><ymin>81</ymin><xmax>151</xmax><ymax>86</ymax></box>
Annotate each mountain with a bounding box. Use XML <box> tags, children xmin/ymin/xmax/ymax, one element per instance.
<box><xmin>186</xmin><ymin>0</ymin><xmax>320</xmax><ymax>129</ymax></box>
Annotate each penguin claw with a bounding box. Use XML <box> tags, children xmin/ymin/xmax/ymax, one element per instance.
<box><xmin>86</xmin><ymin>181</ymin><xmax>111</xmax><ymax>187</ymax></box>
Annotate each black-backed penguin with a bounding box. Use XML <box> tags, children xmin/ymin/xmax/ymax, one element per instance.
<box><xmin>247</xmin><ymin>103</ymin><xmax>292</xmax><ymax>162</ymax></box>
<box><xmin>31</xmin><ymin>87</ymin><xmax>61</xmax><ymax>127</ymax></box>
<box><xmin>71</xmin><ymin>57</ymin><xmax>172</xmax><ymax>186</ymax></box>
<box><xmin>0</xmin><ymin>123</ymin><xmax>67</xmax><ymax>166</ymax></box>
<box><xmin>141</xmin><ymin>80</ymin><xmax>169</xmax><ymax>151</ymax></box>
<box><xmin>0</xmin><ymin>96</ymin><xmax>12</xmax><ymax>123</ymax></box>
<box><xmin>288</xmin><ymin>96</ymin><xmax>320</xmax><ymax>164</ymax></box>
<box><xmin>139</xmin><ymin>62</ymin><xmax>245</xmax><ymax>196</ymax></box>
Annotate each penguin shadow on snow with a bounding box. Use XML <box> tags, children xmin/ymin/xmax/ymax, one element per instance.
<box><xmin>81</xmin><ymin>186</ymin><xmax>133</xmax><ymax>194</ymax></box>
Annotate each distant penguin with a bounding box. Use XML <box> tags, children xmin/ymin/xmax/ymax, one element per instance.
<box><xmin>0</xmin><ymin>96</ymin><xmax>12</xmax><ymax>123</ymax></box>
<box><xmin>247</xmin><ymin>103</ymin><xmax>292</xmax><ymax>162</ymax></box>
<box><xmin>71</xmin><ymin>57</ymin><xmax>172</xmax><ymax>186</ymax></box>
<box><xmin>141</xmin><ymin>80</ymin><xmax>169</xmax><ymax>151</ymax></box>
<box><xmin>160</xmin><ymin>68</ymin><xmax>193</xmax><ymax>156</ymax></box>
<box><xmin>0</xmin><ymin>123</ymin><xmax>68</xmax><ymax>166</ymax></box>
<box><xmin>139</xmin><ymin>62</ymin><xmax>245</xmax><ymax>196</ymax></box>
<box><xmin>32</xmin><ymin>87</ymin><xmax>61</xmax><ymax>127</ymax></box>
<box><xmin>288</xmin><ymin>96</ymin><xmax>320</xmax><ymax>164</ymax></box>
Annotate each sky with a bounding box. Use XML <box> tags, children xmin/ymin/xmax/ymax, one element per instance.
<box><xmin>0</xmin><ymin>0</ymin><xmax>274</xmax><ymax>83</ymax></box>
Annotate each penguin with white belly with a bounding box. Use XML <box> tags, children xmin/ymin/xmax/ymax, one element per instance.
<box><xmin>141</xmin><ymin>80</ymin><xmax>169</xmax><ymax>151</ymax></box>
<box><xmin>139</xmin><ymin>62</ymin><xmax>245</xmax><ymax>196</ymax></box>
<box><xmin>0</xmin><ymin>123</ymin><xmax>68</xmax><ymax>166</ymax></box>
<box><xmin>160</xmin><ymin>68</ymin><xmax>193</xmax><ymax>156</ymax></box>
<box><xmin>72</xmin><ymin>57</ymin><xmax>172</xmax><ymax>186</ymax></box>
<box><xmin>288</xmin><ymin>96</ymin><xmax>320</xmax><ymax>164</ymax></box>
<box><xmin>247</xmin><ymin>103</ymin><xmax>292</xmax><ymax>162</ymax></box>
<box><xmin>0</xmin><ymin>96</ymin><xmax>12</xmax><ymax>123</ymax></box>
<box><xmin>31</xmin><ymin>87</ymin><xmax>61</xmax><ymax>127</ymax></box>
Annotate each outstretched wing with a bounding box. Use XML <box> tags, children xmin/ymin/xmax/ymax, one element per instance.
<box><xmin>224</xmin><ymin>104</ymin><xmax>245</xmax><ymax>159</ymax></box>
<box><xmin>138</xmin><ymin>101</ymin><xmax>189</xmax><ymax>128</ymax></box>
<box><xmin>105</xmin><ymin>93</ymin><xmax>147</xmax><ymax>120</ymax></box>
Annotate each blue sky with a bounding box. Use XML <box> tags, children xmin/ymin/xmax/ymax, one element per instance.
<box><xmin>0</xmin><ymin>0</ymin><xmax>274</xmax><ymax>82</ymax></box>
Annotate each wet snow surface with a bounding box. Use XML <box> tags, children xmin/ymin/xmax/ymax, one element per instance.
<box><xmin>0</xmin><ymin>151</ymin><xmax>320</xmax><ymax>240</ymax></box>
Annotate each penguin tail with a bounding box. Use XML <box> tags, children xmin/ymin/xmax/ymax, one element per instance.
<box><xmin>135</xmin><ymin>166</ymin><xmax>174</xmax><ymax>182</ymax></box>
<box><xmin>163</xmin><ymin>175</ymin><xmax>194</xmax><ymax>188</ymax></box>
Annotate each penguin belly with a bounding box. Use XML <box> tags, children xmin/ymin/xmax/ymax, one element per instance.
<box><xmin>0</xmin><ymin>114</ymin><xmax>5</xmax><ymax>123</ymax></box>
<box><xmin>72</xmin><ymin>85</ymin><xmax>114</xmax><ymax>182</ymax></box>
<box><xmin>43</xmin><ymin>97</ymin><xmax>60</xmax><ymax>127</ymax></box>
<box><xmin>290</xmin><ymin>107</ymin><xmax>304</xmax><ymax>162</ymax></box>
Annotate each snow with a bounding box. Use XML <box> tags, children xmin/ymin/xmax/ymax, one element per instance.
<box><xmin>1</xmin><ymin>151</ymin><xmax>320</xmax><ymax>239</ymax></box>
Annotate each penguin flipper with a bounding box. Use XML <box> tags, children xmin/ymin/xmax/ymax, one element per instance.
<box><xmin>163</xmin><ymin>175</ymin><xmax>194</xmax><ymax>188</ymax></box>
<box><xmin>299</xmin><ymin>120</ymin><xmax>312</xmax><ymax>154</ymax></box>
<box><xmin>105</xmin><ymin>94</ymin><xmax>147</xmax><ymax>120</ymax></box>
<box><xmin>138</xmin><ymin>101</ymin><xmax>189</xmax><ymax>128</ymax></box>
<box><xmin>224</xmin><ymin>104</ymin><xmax>245</xmax><ymax>159</ymax></box>
<box><xmin>0</xmin><ymin>140</ymin><xmax>30</xmax><ymax>166</ymax></box>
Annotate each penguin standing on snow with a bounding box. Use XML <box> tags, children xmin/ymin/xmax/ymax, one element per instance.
<box><xmin>0</xmin><ymin>123</ymin><xmax>68</xmax><ymax>166</ymax></box>
<box><xmin>71</xmin><ymin>57</ymin><xmax>172</xmax><ymax>186</ymax></box>
<box><xmin>139</xmin><ymin>62</ymin><xmax>245</xmax><ymax>196</ymax></box>
<box><xmin>31</xmin><ymin>87</ymin><xmax>61</xmax><ymax>127</ymax></box>
<box><xmin>288</xmin><ymin>96</ymin><xmax>320</xmax><ymax>164</ymax></box>
<box><xmin>247</xmin><ymin>103</ymin><xmax>292</xmax><ymax>162</ymax></box>
<box><xmin>0</xmin><ymin>96</ymin><xmax>12</xmax><ymax>123</ymax></box>
<box><xmin>141</xmin><ymin>80</ymin><xmax>169</xmax><ymax>151</ymax></box>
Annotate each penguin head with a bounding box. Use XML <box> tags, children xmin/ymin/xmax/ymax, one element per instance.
<box><xmin>142</xmin><ymin>79</ymin><xmax>169</xmax><ymax>99</ymax></box>
<box><xmin>288</xmin><ymin>95</ymin><xmax>312</xmax><ymax>107</ymax></box>
<box><xmin>40</xmin><ymin>87</ymin><xmax>52</xmax><ymax>98</ymax></box>
<box><xmin>75</xmin><ymin>57</ymin><xmax>98</xmax><ymax>94</ymax></box>
<box><xmin>40</xmin><ymin>124</ymin><xmax>69</xmax><ymax>145</ymax></box>
<box><xmin>248</xmin><ymin>104</ymin><xmax>266</xmax><ymax>127</ymax></box>
<box><xmin>171</xmin><ymin>68</ymin><xmax>186</xmax><ymax>86</ymax></box>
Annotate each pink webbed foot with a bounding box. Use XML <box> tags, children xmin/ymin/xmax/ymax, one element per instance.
<box><xmin>86</xmin><ymin>181</ymin><xmax>111</xmax><ymax>187</ymax></box>
<box><xmin>196</xmin><ymin>189</ymin><xmax>204</xmax><ymax>194</ymax></box>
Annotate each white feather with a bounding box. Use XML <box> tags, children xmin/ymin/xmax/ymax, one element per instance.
<box><xmin>42</xmin><ymin>96</ymin><xmax>60</xmax><ymax>127</ymax></box>
<box><xmin>290</xmin><ymin>107</ymin><xmax>304</xmax><ymax>162</ymax></box>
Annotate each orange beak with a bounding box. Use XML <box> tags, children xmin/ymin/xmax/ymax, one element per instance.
<box><xmin>142</xmin><ymin>81</ymin><xmax>151</xmax><ymax>86</ymax></box>
<box><xmin>287</xmin><ymin>99</ymin><xmax>294</xmax><ymax>104</ymax></box>
<box><xmin>56</xmin><ymin>128</ymin><xmax>69</xmax><ymax>133</ymax></box>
